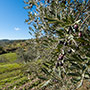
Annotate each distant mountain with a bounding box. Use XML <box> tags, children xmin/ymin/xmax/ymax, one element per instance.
<box><xmin>0</xmin><ymin>39</ymin><xmax>27</xmax><ymax>42</ymax></box>
<box><xmin>0</xmin><ymin>39</ymin><xmax>28</xmax><ymax>47</ymax></box>
<box><xmin>0</xmin><ymin>39</ymin><xmax>9</xmax><ymax>41</ymax></box>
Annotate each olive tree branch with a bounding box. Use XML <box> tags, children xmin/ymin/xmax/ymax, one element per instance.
<box><xmin>79</xmin><ymin>14</ymin><xmax>90</xmax><ymax>30</ymax></box>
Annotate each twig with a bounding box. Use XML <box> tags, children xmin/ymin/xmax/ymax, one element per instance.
<box><xmin>79</xmin><ymin>15</ymin><xmax>90</xmax><ymax>30</ymax></box>
<box><xmin>75</xmin><ymin>0</ymin><xmax>90</xmax><ymax>21</ymax></box>
<box><xmin>76</xmin><ymin>68</ymin><xmax>87</xmax><ymax>89</ymax></box>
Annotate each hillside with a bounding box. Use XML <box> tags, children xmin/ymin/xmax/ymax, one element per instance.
<box><xmin>0</xmin><ymin>51</ymin><xmax>47</xmax><ymax>90</ymax></box>
<box><xmin>0</xmin><ymin>39</ymin><xmax>48</xmax><ymax>90</ymax></box>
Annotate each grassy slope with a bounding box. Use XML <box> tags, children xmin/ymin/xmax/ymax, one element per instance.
<box><xmin>0</xmin><ymin>53</ymin><xmax>45</xmax><ymax>90</ymax></box>
<box><xmin>0</xmin><ymin>53</ymin><xmax>22</xmax><ymax>89</ymax></box>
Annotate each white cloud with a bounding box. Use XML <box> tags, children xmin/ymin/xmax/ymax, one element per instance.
<box><xmin>14</xmin><ymin>27</ymin><xmax>21</xmax><ymax>31</ymax></box>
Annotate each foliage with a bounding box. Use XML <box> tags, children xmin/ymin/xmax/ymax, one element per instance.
<box><xmin>16</xmin><ymin>44</ymin><xmax>38</xmax><ymax>63</ymax></box>
<box><xmin>24</xmin><ymin>0</ymin><xmax>90</xmax><ymax>89</ymax></box>
<box><xmin>0</xmin><ymin>46</ymin><xmax>3</xmax><ymax>51</ymax></box>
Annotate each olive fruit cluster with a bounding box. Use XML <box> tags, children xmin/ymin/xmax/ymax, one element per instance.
<box><xmin>56</xmin><ymin>54</ymin><xmax>64</xmax><ymax>68</ymax></box>
<box><xmin>56</xmin><ymin>61</ymin><xmax>63</xmax><ymax>68</ymax></box>
<box><xmin>74</xmin><ymin>24</ymin><xmax>82</xmax><ymax>38</ymax></box>
<box><xmin>56</xmin><ymin>24</ymin><xmax>82</xmax><ymax>68</ymax></box>
<box><xmin>56</xmin><ymin>48</ymin><xmax>73</xmax><ymax>68</ymax></box>
<box><xmin>67</xmin><ymin>24</ymin><xmax>79</xmax><ymax>34</ymax></box>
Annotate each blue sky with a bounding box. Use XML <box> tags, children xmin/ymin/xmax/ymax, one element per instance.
<box><xmin>0</xmin><ymin>0</ymin><xmax>32</xmax><ymax>40</ymax></box>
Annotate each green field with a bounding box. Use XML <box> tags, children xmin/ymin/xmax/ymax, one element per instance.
<box><xmin>0</xmin><ymin>53</ymin><xmax>46</xmax><ymax>90</ymax></box>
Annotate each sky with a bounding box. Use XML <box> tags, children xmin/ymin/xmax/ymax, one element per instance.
<box><xmin>0</xmin><ymin>0</ymin><xmax>32</xmax><ymax>40</ymax></box>
<box><xmin>0</xmin><ymin>0</ymin><xmax>90</xmax><ymax>40</ymax></box>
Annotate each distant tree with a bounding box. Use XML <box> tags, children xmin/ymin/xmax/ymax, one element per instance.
<box><xmin>24</xmin><ymin>0</ymin><xmax>90</xmax><ymax>89</ymax></box>
<box><xmin>0</xmin><ymin>46</ymin><xmax>3</xmax><ymax>51</ymax></box>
